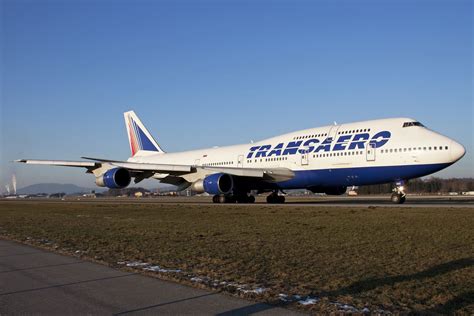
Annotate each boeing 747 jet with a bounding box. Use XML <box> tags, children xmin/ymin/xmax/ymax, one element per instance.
<box><xmin>17</xmin><ymin>111</ymin><xmax>465</xmax><ymax>204</ymax></box>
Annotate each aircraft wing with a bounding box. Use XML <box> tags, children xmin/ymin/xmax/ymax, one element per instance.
<box><xmin>16</xmin><ymin>158</ymin><xmax>295</xmax><ymax>182</ymax></box>
<box><xmin>15</xmin><ymin>159</ymin><xmax>192</xmax><ymax>175</ymax></box>
<box><xmin>82</xmin><ymin>157</ymin><xmax>294</xmax><ymax>181</ymax></box>
<box><xmin>15</xmin><ymin>159</ymin><xmax>99</xmax><ymax>168</ymax></box>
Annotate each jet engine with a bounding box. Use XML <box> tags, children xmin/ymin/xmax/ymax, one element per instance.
<box><xmin>308</xmin><ymin>186</ymin><xmax>347</xmax><ymax>195</ymax></box>
<box><xmin>95</xmin><ymin>168</ymin><xmax>131</xmax><ymax>189</ymax></box>
<box><xmin>191</xmin><ymin>173</ymin><xmax>233</xmax><ymax>195</ymax></box>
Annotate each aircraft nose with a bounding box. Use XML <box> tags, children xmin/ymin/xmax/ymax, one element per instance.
<box><xmin>450</xmin><ymin>140</ymin><xmax>466</xmax><ymax>162</ymax></box>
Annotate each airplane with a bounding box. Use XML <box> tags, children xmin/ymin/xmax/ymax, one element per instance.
<box><xmin>16</xmin><ymin>111</ymin><xmax>465</xmax><ymax>204</ymax></box>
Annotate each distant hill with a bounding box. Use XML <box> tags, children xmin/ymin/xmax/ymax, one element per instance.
<box><xmin>17</xmin><ymin>183</ymin><xmax>100</xmax><ymax>195</ymax></box>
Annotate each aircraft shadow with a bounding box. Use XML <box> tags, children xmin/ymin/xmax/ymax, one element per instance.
<box><xmin>316</xmin><ymin>257</ymin><xmax>473</xmax><ymax>312</ymax></box>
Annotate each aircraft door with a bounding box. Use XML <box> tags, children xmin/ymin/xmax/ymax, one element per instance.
<box><xmin>300</xmin><ymin>147</ymin><xmax>309</xmax><ymax>166</ymax></box>
<box><xmin>366</xmin><ymin>142</ymin><xmax>376</xmax><ymax>161</ymax></box>
<box><xmin>237</xmin><ymin>155</ymin><xmax>244</xmax><ymax>167</ymax></box>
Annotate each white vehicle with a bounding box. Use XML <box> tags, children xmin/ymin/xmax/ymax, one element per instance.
<box><xmin>17</xmin><ymin>111</ymin><xmax>465</xmax><ymax>204</ymax></box>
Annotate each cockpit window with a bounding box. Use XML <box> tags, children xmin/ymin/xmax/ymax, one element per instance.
<box><xmin>403</xmin><ymin>121</ymin><xmax>425</xmax><ymax>128</ymax></box>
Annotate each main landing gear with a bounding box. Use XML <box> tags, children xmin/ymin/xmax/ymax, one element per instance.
<box><xmin>266</xmin><ymin>191</ymin><xmax>285</xmax><ymax>204</ymax></box>
<box><xmin>212</xmin><ymin>194</ymin><xmax>255</xmax><ymax>204</ymax></box>
<box><xmin>391</xmin><ymin>182</ymin><xmax>406</xmax><ymax>204</ymax></box>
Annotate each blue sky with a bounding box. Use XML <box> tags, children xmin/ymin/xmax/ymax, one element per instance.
<box><xmin>1</xmin><ymin>0</ymin><xmax>472</xmax><ymax>189</ymax></box>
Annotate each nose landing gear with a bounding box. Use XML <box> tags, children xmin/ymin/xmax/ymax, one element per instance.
<box><xmin>391</xmin><ymin>182</ymin><xmax>406</xmax><ymax>204</ymax></box>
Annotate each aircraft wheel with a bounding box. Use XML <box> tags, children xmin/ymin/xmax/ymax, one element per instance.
<box><xmin>248</xmin><ymin>195</ymin><xmax>256</xmax><ymax>203</ymax></box>
<box><xmin>267</xmin><ymin>193</ymin><xmax>285</xmax><ymax>204</ymax></box>
<box><xmin>400</xmin><ymin>195</ymin><xmax>406</xmax><ymax>204</ymax></box>
<box><xmin>277</xmin><ymin>195</ymin><xmax>285</xmax><ymax>203</ymax></box>
<box><xmin>219</xmin><ymin>195</ymin><xmax>227</xmax><ymax>203</ymax></box>
<box><xmin>212</xmin><ymin>195</ymin><xmax>220</xmax><ymax>203</ymax></box>
<box><xmin>219</xmin><ymin>195</ymin><xmax>236</xmax><ymax>203</ymax></box>
<box><xmin>266</xmin><ymin>194</ymin><xmax>275</xmax><ymax>204</ymax></box>
<box><xmin>391</xmin><ymin>193</ymin><xmax>404</xmax><ymax>204</ymax></box>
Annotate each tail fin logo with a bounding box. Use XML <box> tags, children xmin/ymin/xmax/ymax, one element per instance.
<box><xmin>125</xmin><ymin>111</ymin><xmax>163</xmax><ymax>156</ymax></box>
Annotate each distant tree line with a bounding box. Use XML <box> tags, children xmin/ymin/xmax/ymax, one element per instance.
<box><xmin>357</xmin><ymin>178</ymin><xmax>474</xmax><ymax>194</ymax></box>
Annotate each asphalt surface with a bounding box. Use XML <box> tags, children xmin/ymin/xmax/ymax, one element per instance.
<box><xmin>2</xmin><ymin>195</ymin><xmax>474</xmax><ymax>208</ymax></box>
<box><xmin>0</xmin><ymin>239</ymin><xmax>302</xmax><ymax>315</ymax></box>
<box><xmin>33</xmin><ymin>195</ymin><xmax>473</xmax><ymax>208</ymax></box>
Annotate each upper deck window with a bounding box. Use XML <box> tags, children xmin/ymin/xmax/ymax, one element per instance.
<box><xmin>403</xmin><ymin>121</ymin><xmax>425</xmax><ymax>128</ymax></box>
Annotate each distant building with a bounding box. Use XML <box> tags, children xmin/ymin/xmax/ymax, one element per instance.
<box><xmin>134</xmin><ymin>192</ymin><xmax>143</xmax><ymax>198</ymax></box>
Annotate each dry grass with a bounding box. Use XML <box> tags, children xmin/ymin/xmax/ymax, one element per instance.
<box><xmin>0</xmin><ymin>200</ymin><xmax>473</xmax><ymax>314</ymax></box>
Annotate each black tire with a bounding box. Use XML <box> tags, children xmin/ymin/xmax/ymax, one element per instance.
<box><xmin>267</xmin><ymin>194</ymin><xmax>285</xmax><ymax>204</ymax></box>
<box><xmin>391</xmin><ymin>193</ymin><xmax>402</xmax><ymax>204</ymax></box>
<box><xmin>248</xmin><ymin>195</ymin><xmax>256</xmax><ymax>203</ymax></box>
<box><xmin>219</xmin><ymin>195</ymin><xmax>227</xmax><ymax>203</ymax></box>
<box><xmin>266</xmin><ymin>195</ymin><xmax>275</xmax><ymax>204</ymax></box>
<box><xmin>212</xmin><ymin>195</ymin><xmax>220</xmax><ymax>203</ymax></box>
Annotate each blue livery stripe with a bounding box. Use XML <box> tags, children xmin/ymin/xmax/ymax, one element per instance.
<box><xmin>275</xmin><ymin>163</ymin><xmax>451</xmax><ymax>189</ymax></box>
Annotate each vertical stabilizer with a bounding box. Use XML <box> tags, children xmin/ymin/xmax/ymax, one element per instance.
<box><xmin>124</xmin><ymin>111</ymin><xmax>165</xmax><ymax>157</ymax></box>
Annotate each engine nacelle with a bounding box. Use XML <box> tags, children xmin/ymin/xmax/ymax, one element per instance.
<box><xmin>95</xmin><ymin>168</ymin><xmax>131</xmax><ymax>189</ymax></box>
<box><xmin>191</xmin><ymin>173</ymin><xmax>233</xmax><ymax>195</ymax></box>
<box><xmin>308</xmin><ymin>186</ymin><xmax>347</xmax><ymax>195</ymax></box>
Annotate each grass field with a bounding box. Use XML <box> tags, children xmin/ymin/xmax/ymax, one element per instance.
<box><xmin>0</xmin><ymin>200</ymin><xmax>473</xmax><ymax>314</ymax></box>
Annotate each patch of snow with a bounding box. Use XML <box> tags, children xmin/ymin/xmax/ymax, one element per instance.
<box><xmin>298</xmin><ymin>297</ymin><xmax>319</xmax><ymax>305</ymax></box>
<box><xmin>336</xmin><ymin>303</ymin><xmax>359</xmax><ymax>312</ymax></box>
<box><xmin>239</xmin><ymin>287</ymin><xmax>267</xmax><ymax>295</ymax></box>
<box><xmin>113</xmin><ymin>259</ymin><xmax>384</xmax><ymax>312</ymax></box>
<box><xmin>143</xmin><ymin>265</ymin><xmax>182</xmax><ymax>273</ymax></box>
<box><xmin>119</xmin><ymin>261</ymin><xmax>150</xmax><ymax>267</ymax></box>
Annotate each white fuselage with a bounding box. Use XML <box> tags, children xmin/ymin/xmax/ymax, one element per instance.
<box><xmin>129</xmin><ymin>117</ymin><xmax>465</xmax><ymax>189</ymax></box>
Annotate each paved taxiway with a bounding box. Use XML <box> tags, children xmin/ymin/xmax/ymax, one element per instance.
<box><xmin>2</xmin><ymin>195</ymin><xmax>473</xmax><ymax>208</ymax></box>
<box><xmin>35</xmin><ymin>195</ymin><xmax>473</xmax><ymax>208</ymax></box>
<box><xmin>0</xmin><ymin>239</ymin><xmax>302</xmax><ymax>315</ymax></box>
